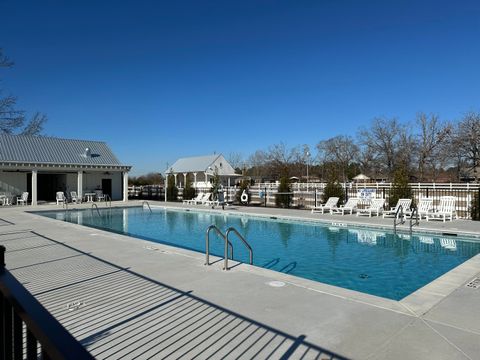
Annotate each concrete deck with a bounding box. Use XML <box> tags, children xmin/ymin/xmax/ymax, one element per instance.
<box><xmin>1</xmin><ymin>201</ymin><xmax>479</xmax><ymax>359</ymax></box>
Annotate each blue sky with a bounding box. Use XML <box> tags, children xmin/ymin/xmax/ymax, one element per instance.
<box><xmin>1</xmin><ymin>0</ymin><xmax>480</xmax><ymax>175</ymax></box>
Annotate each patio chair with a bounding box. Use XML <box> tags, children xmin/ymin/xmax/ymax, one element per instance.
<box><xmin>183</xmin><ymin>192</ymin><xmax>203</xmax><ymax>205</ymax></box>
<box><xmin>70</xmin><ymin>191</ymin><xmax>82</xmax><ymax>204</ymax></box>
<box><xmin>16</xmin><ymin>192</ymin><xmax>29</xmax><ymax>206</ymax></box>
<box><xmin>404</xmin><ymin>198</ymin><xmax>433</xmax><ymax>220</ymax></box>
<box><xmin>331</xmin><ymin>198</ymin><xmax>359</xmax><ymax>215</ymax></box>
<box><xmin>356</xmin><ymin>198</ymin><xmax>385</xmax><ymax>217</ymax></box>
<box><xmin>426</xmin><ymin>196</ymin><xmax>456</xmax><ymax>222</ymax></box>
<box><xmin>95</xmin><ymin>190</ymin><xmax>105</xmax><ymax>202</ymax></box>
<box><xmin>311</xmin><ymin>197</ymin><xmax>339</xmax><ymax>214</ymax></box>
<box><xmin>383</xmin><ymin>198</ymin><xmax>412</xmax><ymax>218</ymax></box>
<box><xmin>56</xmin><ymin>191</ymin><xmax>66</xmax><ymax>205</ymax></box>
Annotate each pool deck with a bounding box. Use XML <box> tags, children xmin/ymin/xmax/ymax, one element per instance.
<box><xmin>1</xmin><ymin>201</ymin><xmax>479</xmax><ymax>359</ymax></box>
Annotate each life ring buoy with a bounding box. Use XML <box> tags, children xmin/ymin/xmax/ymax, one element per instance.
<box><xmin>241</xmin><ymin>191</ymin><xmax>249</xmax><ymax>203</ymax></box>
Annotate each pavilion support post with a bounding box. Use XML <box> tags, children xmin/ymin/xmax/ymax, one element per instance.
<box><xmin>31</xmin><ymin>169</ymin><xmax>38</xmax><ymax>206</ymax></box>
<box><xmin>123</xmin><ymin>171</ymin><xmax>129</xmax><ymax>202</ymax></box>
<box><xmin>77</xmin><ymin>171</ymin><xmax>83</xmax><ymax>200</ymax></box>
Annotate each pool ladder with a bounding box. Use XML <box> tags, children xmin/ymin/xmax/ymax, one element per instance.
<box><xmin>393</xmin><ymin>205</ymin><xmax>405</xmax><ymax>233</ymax></box>
<box><xmin>142</xmin><ymin>201</ymin><xmax>152</xmax><ymax>213</ymax></box>
<box><xmin>205</xmin><ymin>225</ymin><xmax>253</xmax><ymax>270</ymax></box>
<box><xmin>393</xmin><ymin>205</ymin><xmax>419</xmax><ymax>234</ymax></box>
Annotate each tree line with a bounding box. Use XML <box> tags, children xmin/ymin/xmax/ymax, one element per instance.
<box><xmin>230</xmin><ymin>112</ymin><xmax>480</xmax><ymax>183</ymax></box>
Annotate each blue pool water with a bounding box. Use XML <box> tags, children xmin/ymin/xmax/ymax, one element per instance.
<box><xmin>37</xmin><ymin>207</ymin><xmax>480</xmax><ymax>300</ymax></box>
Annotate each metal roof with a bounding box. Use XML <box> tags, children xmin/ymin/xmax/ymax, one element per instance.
<box><xmin>168</xmin><ymin>154</ymin><xmax>221</xmax><ymax>173</ymax></box>
<box><xmin>167</xmin><ymin>154</ymin><xmax>238</xmax><ymax>176</ymax></box>
<box><xmin>0</xmin><ymin>134</ymin><xmax>128</xmax><ymax>167</ymax></box>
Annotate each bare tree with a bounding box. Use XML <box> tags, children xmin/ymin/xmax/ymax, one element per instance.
<box><xmin>414</xmin><ymin>113</ymin><xmax>452</xmax><ymax>181</ymax></box>
<box><xmin>317</xmin><ymin>135</ymin><xmax>358</xmax><ymax>182</ymax></box>
<box><xmin>0</xmin><ymin>48</ymin><xmax>47</xmax><ymax>135</ymax></box>
<box><xmin>358</xmin><ymin>117</ymin><xmax>411</xmax><ymax>179</ymax></box>
<box><xmin>456</xmin><ymin>112</ymin><xmax>480</xmax><ymax>182</ymax></box>
<box><xmin>227</xmin><ymin>152</ymin><xmax>243</xmax><ymax>172</ymax></box>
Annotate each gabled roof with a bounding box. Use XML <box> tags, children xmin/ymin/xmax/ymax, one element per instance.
<box><xmin>0</xmin><ymin>134</ymin><xmax>129</xmax><ymax>168</ymax></box>
<box><xmin>168</xmin><ymin>154</ymin><xmax>221</xmax><ymax>173</ymax></box>
<box><xmin>167</xmin><ymin>154</ymin><xmax>238</xmax><ymax>176</ymax></box>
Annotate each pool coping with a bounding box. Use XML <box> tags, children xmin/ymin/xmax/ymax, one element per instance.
<box><xmin>28</xmin><ymin>202</ymin><xmax>480</xmax><ymax>316</ymax></box>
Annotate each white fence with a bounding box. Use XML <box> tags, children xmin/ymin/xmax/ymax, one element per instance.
<box><xmin>128</xmin><ymin>182</ymin><xmax>480</xmax><ymax>219</ymax></box>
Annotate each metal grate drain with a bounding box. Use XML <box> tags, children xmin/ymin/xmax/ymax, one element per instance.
<box><xmin>465</xmin><ymin>278</ymin><xmax>480</xmax><ymax>289</ymax></box>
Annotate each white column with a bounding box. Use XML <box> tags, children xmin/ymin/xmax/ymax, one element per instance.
<box><xmin>77</xmin><ymin>171</ymin><xmax>83</xmax><ymax>200</ymax></box>
<box><xmin>123</xmin><ymin>171</ymin><xmax>129</xmax><ymax>202</ymax></box>
<box><xmin>193</xmin><ymin>172</ymin><xmax>197</xmax><ymax>187</ymax></box>
<box><xmin>204</xmin><ymin>172</ymin><xmax>208</xmax><ymax>185</ymax></box>
<box><xmin>183</xmin><ymin>173</ymin><xmax>188</xmax><ymax>185</ymax></box>
<box><xmin>31</xmin><ymin>170</ymin><xmax>38</xmax><ymax>206</ymax></box>
<box><xmin>174</xmin><ymin>173</ymin><xmax>177</xmax><ymax>186</ymax></box>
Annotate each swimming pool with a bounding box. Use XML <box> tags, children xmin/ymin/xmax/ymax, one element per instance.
<box><xmin>37</xmin><ymin>206</ymin><xmax>480</xmax><ymax>300</ymax></box>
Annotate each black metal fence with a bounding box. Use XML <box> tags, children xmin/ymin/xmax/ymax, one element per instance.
<box><xmin>0</xmin><ymin>245</ymin><xmax>93</xmax><ymax>359</ymax></box>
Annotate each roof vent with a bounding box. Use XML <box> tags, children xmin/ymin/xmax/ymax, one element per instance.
<box><xmin>84</xmin><ymin>147</ymin><xmax>91</xmax><ymax>158</ymax></box>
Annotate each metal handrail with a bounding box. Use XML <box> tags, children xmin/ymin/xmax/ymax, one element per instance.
<box><xmin>205</xmin><ymin>225</ymin><xmax>233</xmax><ymax>269</ymax></box>
<box><xmin>91</xmin><ymin>203</ymin><xmax>101</xmax><ymax>217</ymax></box>
<box><xmin>104</xmin><ymin>194</ymin><xmax>112</xmax><ymax>207</ymax></box>
<box><xmin>410</xmin><ymin>206</ymin><xmax>419</xmax><ymax>233</ymax></box>
<box><xmin>142</xmin><ymin>201</ymin><xmax>152</xmax><ymax>213</ymax></box>
<box><xmin>393</xmin><ymin>205</ymin><xmax>405</xmax><ymax>233</ymax></box>
<box><xmin>226</xmin><ymin>227</ymin><xmax>253</xmax><ymax>266</ymax></box>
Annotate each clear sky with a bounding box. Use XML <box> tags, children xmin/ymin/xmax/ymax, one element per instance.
<box><xmin>1</xmin><ymin>0</ymin><xmax>479</xmax><ymax>175</ymax></box>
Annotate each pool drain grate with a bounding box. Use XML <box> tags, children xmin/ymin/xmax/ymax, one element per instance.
<box><xmin>465</xmin><ymin>278</ymin><xmax>480</xmax><ymax>289</ymax></box>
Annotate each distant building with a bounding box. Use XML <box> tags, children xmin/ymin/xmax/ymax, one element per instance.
<box><xmin>166</xmin><ymin>154</ymin><xmax>240</xmax><ymax>187</ymax></box>
<box><xmin>0</xmin><ymin>134</ymin><xmax>131</xmax><ymax>205</ymax></box>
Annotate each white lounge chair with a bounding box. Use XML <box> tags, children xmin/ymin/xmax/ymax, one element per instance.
<box><xmin>56</xmin><ymin>191</ymin><xmax>66</xmax><ymax>205</ymax></box>
<box><xmin>331</xmin><ymin>198</ymin><xmax>359</xmax><ymax>215</ymax></box>
<box><xmin>404</xmin><ymin>198</ymin><xmax>433</xmax><ymax>220</ymax></box>
<box><xmin>205</xmin><ymin>192</ymin><xmax>226</xmax><ymax>207</ymax></box>
<box><xmin>200</xmin><ymin>192</ymin><xmax>212</xmax><ymax>205</ymax></box>
<box><xmin>16</xmin><ymin>192</ymin><xmax>29</xmax><ymax>206</ymax></box>
<box><xmin>426</xmin><ymin>196</ymin><xmax>456</xmax><ymax>222</ymax></box>
<box><xmin>70</xmin><ymin>191</ymin><xmax>82</xmax><ymax>204</ymax></box>
<box><xmin>356</xmin><ymin>198</ymin><xmax>385</xmax><ymax>217</ymax></box>
<box><xmin>183</xmin><ymin>192</ymin><xmax>204</xmax><ymax>205</ymax></box>
<box><xmin>311</xmin><ymin>197</ymin><xmax>339</xmax><ymax>214</ymax></box>
<box><xmin>383</xmin><ymin>198</ymin><xmax>412</xmax><ymax>218</ymax></box>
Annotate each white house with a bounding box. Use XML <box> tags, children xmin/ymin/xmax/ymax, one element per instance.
<box><xmin>0</xmin><ymin>134</ymin><xmax>131</xmax><ymax>205</ymax></box>
<box><xmin>166</xmin><ymin>154</ymin><xmax>239</xmax><ymax>188</ymax></box>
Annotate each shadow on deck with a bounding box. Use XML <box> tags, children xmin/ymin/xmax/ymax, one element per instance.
<box><xmin>1</xmin><ymin>230</ymin><xmax>349</xmax><ymax>359</ymax></box>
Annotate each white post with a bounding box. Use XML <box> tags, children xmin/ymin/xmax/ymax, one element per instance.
<box><xmin>193</xmin><ymin>172</ymin><xmax>197</xmax><ymax>187</ymax></box>
<box><xmin>174</xmin><ymin>173</ymin><xmax>177</xmax><ymax>186</ymax></box>
<box><xmin>123</xmin><ymin>171</ymin><xmax>129</xmax><ymax>202</ymax></box>
<box><xmin>164</xmin><ymin>172</ymin><xmax>167</xmax><ymax>202</ymax></box>
<box><xmin>31</xmin><ymin>170</ymin><xmax>38</xmax><ymax>206</ymax></box>
<box><xmin>77</xmin><ymin>171</ymin><xmax>83</xmax><ymax>200</ymax></box>
<box><xmin>204</xmin><ymin>172</ymin><xmax>208</xmax><ymax>185</ymax></box>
